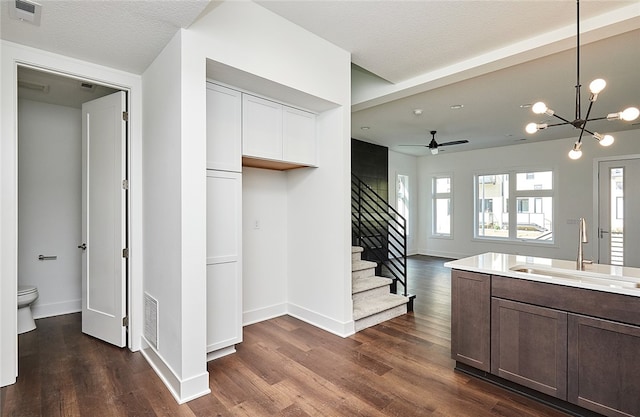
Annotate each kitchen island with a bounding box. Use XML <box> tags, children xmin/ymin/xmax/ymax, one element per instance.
<box><xmin>445</xmin><ymin>253</ymin><xmax>640</xmax><ymax>417</ymax></box>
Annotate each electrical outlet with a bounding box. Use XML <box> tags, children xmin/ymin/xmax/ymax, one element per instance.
<box><xmin>254</xmin><ymin>220</ymin><xmax>260</xmax><ymax>229</ymax></box>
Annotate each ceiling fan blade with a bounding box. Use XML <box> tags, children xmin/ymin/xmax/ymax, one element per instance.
<box><xmin>398</xmin><ymin>144</ymin><xmax>428</xmax><ymax>147</ymax></box>
<box><xmin>438</xmin><ymin>139</ymin><xmax>469</xmax><ymax>147</ymax></box>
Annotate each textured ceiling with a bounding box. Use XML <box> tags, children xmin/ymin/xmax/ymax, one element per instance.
<box><xmin>257</xmin><ymin>1</ymin><xmax>635</xmax><ymax>85</ymax></box>
<box><xmin>3</xmin><ymin>0</ymin><xmax>640</xmax><ymax>156</ymax></box>
<box><xmin>0</xmin><ymin>0</ymin><xmax>211</xmax><ymax>74</ymax></box>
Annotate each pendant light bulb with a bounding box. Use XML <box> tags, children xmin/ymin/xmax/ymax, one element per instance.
<box><xmin>589</xmin><ymin>78</ymin><xmax>606</xmax><ymax>94</ymax></box>
<box><xmin>621</xmin><ymin>107</ymin><xmax>640</xmax><ymax>121</ymax></box>
<box><xmin>594</xmin><ymin>133</ymin><xmax>614</xmax><ymax>147</ymax></box>
<box><xmin>525</xmin><ymin>123</ymin><xmax>538</xmax><ymax>134</ymax></box>
<box><xmin>532</xmin><ymin>102</ymin><xmax>548</xmax><ymax>115</ymax></box>
<box><xmin>568</xmin><ymin>142</ymin><xmax>583</xmax><ymax>160</ymax></box>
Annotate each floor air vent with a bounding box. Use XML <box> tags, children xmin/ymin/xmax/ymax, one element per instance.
<box><xmin>144</xmin><ymin>292</ymin><xmax>159</xmax><ymax>350</ymax></box>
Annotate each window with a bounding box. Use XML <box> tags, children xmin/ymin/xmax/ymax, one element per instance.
<box><xmin>396</xmin><ymin>174</ymin><xmax>409</xmax><ymax>235</ymax></box>
<box><xmin>476</xmin><ymin>170</ymin><xmax>553</xmax><ymax>242</ymax></box>
<box><xmin>432</xmin><ymin>175</ymin><xmax>452</xmax><ymax>236</ymax></box>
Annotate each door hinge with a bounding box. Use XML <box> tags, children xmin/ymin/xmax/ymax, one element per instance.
<box><xmin>122</xmin><ymin>111</ymin><xmax>129</xmax><ymax>122</ymax></box>
<box><xmin>122</xmin><ymin>179</ymin><xmax>129</xmax><ymax>190</ymax></box>
<box><xmin>122</xmin><ymin>316</ymin><xmax>129</xmax><ymax>327</ymax></box>
<box><xmin>122</xmin><ymin>248</ymin><xmax>129</xmax><ymax>258</ymax></box>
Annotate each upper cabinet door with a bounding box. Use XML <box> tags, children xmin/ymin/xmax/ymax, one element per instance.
<box><xmin>206</xmin><ymin>83</ymin><xmax>242</xmax><ymax>172</ymax></box>
<box><xmin>283</xmin><ymin>106</ymin><xmax>317</xmax><ymax>166</ymax></box>
<box><xmin>242</xmin><ymin>94</ymin><xmax>283</xmax><ymax>161</ymax></box>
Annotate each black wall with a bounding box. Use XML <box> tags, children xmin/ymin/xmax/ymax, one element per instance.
<box><xmin>351</xmin><ymin>139</ymin><xmax>388</xmax><ymax>202</ymax></box>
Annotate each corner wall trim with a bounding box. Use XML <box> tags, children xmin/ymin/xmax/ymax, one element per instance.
<box><xmin>140</xmin><ymin>337</ymin><xmax>211</xmax><ymax>404</ymax></box>
<box><xmin>287</xmin><ymin>303</ymin><xmax>355</xmax><ymax>338</ymax></box>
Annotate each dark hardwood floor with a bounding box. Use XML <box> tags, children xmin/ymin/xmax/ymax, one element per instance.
<box><xmin>1</xmin><ymin>256</ymin><xmax>569</xmax><ymax>417</ymax></box>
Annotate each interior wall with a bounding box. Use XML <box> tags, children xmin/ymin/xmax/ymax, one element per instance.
<box><xmin>351</xmin><ymin>139</ymin><xmax>389</xmax><ymax>201</ymax></box>
<box><xmin>388</xmin><ymin>150</ymin><xmax>418</xmax><ymax>255</ymax></box>
<box><xmin>242</xmin><ymin>167</ymin><xmax>288</xmax><ymax>324</ymax></box>
<box><xmin>187</xmin><ymin>1</ymin><xmax>352</xmax><ymax>337</ymax></box>
<box><xmin>17</xmin><ymin>99</ymin><xmax>81</xmax><ymax>318</ymax></box>
<box><xmin>418</xmin><ymin>130</ymin><xmax>640</xmax><ymax>261</ymax></box>
<box><xmin>142</xmin><ymin>31</ymin><xmax>210</xmax><ymax>403</ymax></box>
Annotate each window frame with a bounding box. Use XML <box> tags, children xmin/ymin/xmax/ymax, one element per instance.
<box><xmin>431</xmin><ymin>173</ymin><xmax>453</xmax><ymax>239</ymax></box>
<box><xmin>396</xmin><ymin>173</ymin><xmax>410</xmax><ymax>236</ymax></box>
<box><xmin>474</xmin><ymin>168</ymin><xmax>556</xmax><ymax>245</ymax></box>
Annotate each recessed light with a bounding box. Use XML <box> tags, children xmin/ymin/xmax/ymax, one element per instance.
<box><xmin>360</xmin><ymin>126</ymin><xmax>370</xmax><ymax>130</ymax></box>
<box><xmin>413</xmin><ymin>109</ymin><xmax>423</xmax><ymax>115</ymax></box>
<box><xmin>450</xmin><ymin>104</ymin><xmax>464</xmax><ymax>110</ymax></box>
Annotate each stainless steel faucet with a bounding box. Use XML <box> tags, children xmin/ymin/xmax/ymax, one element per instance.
<box><xmin>577</xmin><ymin>217</ymin><xmax>592</xmax><ymax>270</ymax></box>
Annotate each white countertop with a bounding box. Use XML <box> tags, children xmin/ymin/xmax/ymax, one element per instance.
<box><xmin>444</xmin><ymin>252</ymin><xmax>640</xmax><ymax>297</ymax></box>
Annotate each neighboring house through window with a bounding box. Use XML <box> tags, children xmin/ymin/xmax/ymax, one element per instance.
<box><xmin>476</xmin><ymin>170</ymin><xmax>554</xmax><ymax>242</ymax></box>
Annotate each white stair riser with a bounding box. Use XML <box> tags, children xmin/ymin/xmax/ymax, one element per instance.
<box><xmin>352</xmin><ymin>285</ymin><xmax>391</xmax><ymax>303</ymax></box>
<box><xmin>355</xmin><ymin>304</ymin><xmax>407</xmax><ymax>332</ymax></box>
<box><xmin>351</xmin><ymin>252</ymin><xmax>362</xmax><ymax>262</ymax></box>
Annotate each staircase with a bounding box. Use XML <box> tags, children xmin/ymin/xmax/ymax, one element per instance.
<box><xmin>352</xmin><ymin>246</ymin><xmax>409</xmax><ymax>331</ymax></box>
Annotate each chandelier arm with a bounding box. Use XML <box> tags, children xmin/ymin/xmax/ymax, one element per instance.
<box><xmin>551</xmin><ymin>113</ymin><xmax>574</xmax><ymax>125</ymax></box>
<box><xmin>547</xmin><ymin>122</ymin><xmax>572</xmax><ymax>128</ymax></box>
<box><xmin>576</xmin><ymin>100</ymin><xmax>595</xmax><ymax>143</ymax></box>
<box><xmin>585</xmin><ymin>116</ymin><xmax>608</xmax><ymax>122</ymax></box>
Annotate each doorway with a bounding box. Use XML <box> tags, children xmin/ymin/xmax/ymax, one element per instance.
<box><xmin>17</xmin><ymin>66</ymin><xmax>129</xmax><ymax>346</ymax></box>
<box><xmin>597</xmin><ymin>157</ymin><xmax>640</xmax><ymax>267</ymax></box>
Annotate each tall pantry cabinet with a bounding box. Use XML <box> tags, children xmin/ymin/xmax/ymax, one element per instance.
<box><xmin>205</xmin><ymin>83</ymin><xmax>243</xmax><ymax>360</ymax></box>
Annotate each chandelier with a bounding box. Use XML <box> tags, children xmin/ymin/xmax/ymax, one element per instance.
<box><xmin>525</xmin><ymin>0</ymin><xmax>639</xmax><ymax>160</ymax></box>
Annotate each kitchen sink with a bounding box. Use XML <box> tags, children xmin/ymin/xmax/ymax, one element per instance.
<box><xmin>509</xmin><ymin>265</ymin><xmax>640</xmax><ymax>290</ymax></box>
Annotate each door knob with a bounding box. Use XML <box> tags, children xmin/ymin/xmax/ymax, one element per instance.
<box><xmin>78</xmin><ymin>243</ymin><xmax>87</xmax><ymax>250</ymax></box>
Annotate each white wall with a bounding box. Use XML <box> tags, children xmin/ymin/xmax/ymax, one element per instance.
<box><xmin>18</xmin><ymin>99</ymin><xmax>81</xmax><ymax>318</ymax></box>
<box><xmin>389</xmin><ymin>150</ymin><xmax>419</xmax><ymax>255</ymax></box>
<box><xmin>141</xmin><ymin>31</ymin><xmax>210</xmax><ymax>403</ymax></box>
<box><xmin>186</xmin><ymin>0</ymin><xmax>353</xmax><ymax>339</ymax></box>
<box><xmin>1</xmin><ymin>40</ymin><xmax>143</xmax><ymax>388</ymax></box>
<box><xmin>242</xmin><ymin>168</ymin><xmax>288</xmax><ymax>324</ymax></box>
<box><xmin>418</xmin><ymin>131</ymin><xmax>640</xmax><ymax>261</ymax></box>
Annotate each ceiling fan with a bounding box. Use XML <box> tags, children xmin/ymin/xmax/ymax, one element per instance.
<box><xmin>400</xmin><ymin>130</ymin><xmax>469</xmax><ymax>154</ymax></box>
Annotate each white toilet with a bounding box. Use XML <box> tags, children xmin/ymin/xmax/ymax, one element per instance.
<box><xmin>17</xmin><ymin>285</ymin><xmax>39</xmax><ymax>334</ymax></box>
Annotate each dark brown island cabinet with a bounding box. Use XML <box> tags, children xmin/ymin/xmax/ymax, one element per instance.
<box><xmin>451</xmin><ymin>269</ymin><xmax>640</xmax><ymax>417</ymax></box>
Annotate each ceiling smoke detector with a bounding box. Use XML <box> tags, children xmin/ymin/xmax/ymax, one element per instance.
<box><xmin>9</xmin><ymin>0</ymin><xmax>42</xmax><ymax>26</ymax></box>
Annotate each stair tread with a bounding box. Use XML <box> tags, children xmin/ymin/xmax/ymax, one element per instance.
<box><xmin>352</xmin><ymin>259</ymin><xmax>377</xmax><ymax>272</ymax></box>
<box><xmin>352</xmin><ymin>276</ymin><xmax>392</xmax><ymax>294</ymax></box>
<box><xmin>353</xmin><ymin>293</ymin><xmax>409</xmax><ymax>321</ymax></box>
<box><xmin>351</xmin><ymin>246</ymin><xmax>364</xmax><ymax>254</ymax></box>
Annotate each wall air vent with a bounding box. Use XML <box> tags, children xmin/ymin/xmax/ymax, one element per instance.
<box><xmin>144</xmin><ymin>292</ymin><xmax>159</xmax><ymax>350</ymax></box>
<box><xmin>9</xmin><ymin>0</ymin><xmax>42</xmax><ymax>26</ymax></box>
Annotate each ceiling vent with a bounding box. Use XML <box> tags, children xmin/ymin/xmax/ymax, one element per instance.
<box><xmin>80</xmin><ymin>82</ymin><xmax>96</xmax><ymax>92</ymax></box>
<box><xmin>9</xmin><ymin>0</ymin><xmax>42</xmax><ymax>26</ymax></box>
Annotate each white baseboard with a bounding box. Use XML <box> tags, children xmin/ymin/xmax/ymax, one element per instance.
<box><xmin>286</xmin><ymin>303</ymin><xmax>355</xmax><ymax>338</ymax></box>
<box><xmin>140</xmin><ymin>337</ymin><xmax>210</xmax><ymax>404</ymax></box>
<box><xmin>32</xmin><ymin>299</ymin><xmax>81</xmax><ymax>319</ymax></box>
<box><xmin>243</xmin><ymin>303</ymin><xmax>287</xmax><ymax>326</ymax></box>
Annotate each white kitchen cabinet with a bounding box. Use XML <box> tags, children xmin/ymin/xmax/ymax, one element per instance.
<box><xmin>283</xmin><ymin>106</ymin><xmax>317</xmax><ymax>166</ymax></box>
<box><xmin>206</xmin><ymin>83</ymin><xmax>242</xmax><ymax>172</ymax></box>
<box><xmin>206</xmin><ymin>169</ymin><xmax>242</xmax><ymax>359</ymax></box>
<box><xmin>242</xmin><ymin>93</ymin><xmax>317</xmax><ymax>168</ymax></box>
<box><xmin>242</xmin><ymin>94</ymin><xmax>283</xmax><ymax>161</ymax></box>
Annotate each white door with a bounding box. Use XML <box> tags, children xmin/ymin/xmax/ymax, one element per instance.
<box><xmin>80</xmin><ymin>91</ymin><xmax>127</xmax><ymax>347</ymax></box>
<box><xmin>597</xmin><ymin>158</ymin><xmax>640</xmax><ymax>267</ymax></box>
